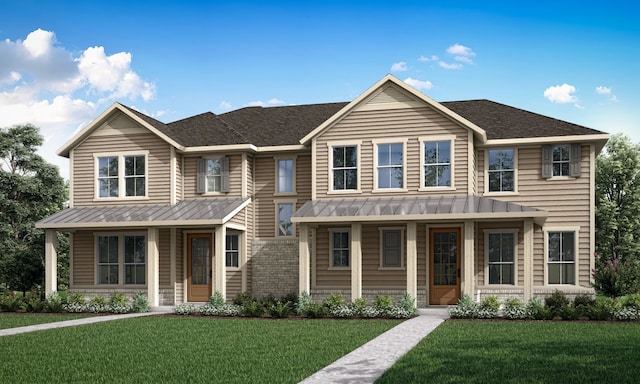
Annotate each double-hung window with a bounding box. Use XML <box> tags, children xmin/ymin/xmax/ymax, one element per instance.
<box><xmin>277</xmin><ymin>202</ymin><xmax>294</xmax><ymax>237</ymax></box>
<box><xmin>330</xmin><ymin>229</ymin><xmax>350</xmax><ymax>268</ymax></box>
<box><xmin>124</xmin><ymin>235</ymin><xmax>146</xmax><ymax>285</ymax></box>
<box><xmin>486</xmin><ymin>231</ymin><xmax>515</xmax><ymax>285</ymax></box>
<box><xmin>380</xmin><ymin>228</ymin><xmax>403</xmax><ymax>268</ymax></box>
<box><xmin>276</xmin><ymin>158</ymin><xmax>295</xmax><ymax>194</ymax></box>
<box><xmin>375</xmin><ymin>142</ymin><xmax>404</xmax><ymax>190</ymax></box>
<box><xmin>225</xmin><ymin>233</ymin><xmax>240</xmax><ymax>268</ymax></box>
<box><xmin>542</xmin><ymin>144</ymin><xmax>581</xmax><ymax>178</ymax></box>
<box><xmin>97</xmin><ymin>234</ymin><xmax>146</xmax><ymax>285</ymax></box>
<box><xmin>422</xmin><ymin>139</ymin><xmax>452</xmax><ymax>188</ymax></box>
<box><xmin>547</xmin><ymin>231</ymin><xmax>576</xmax><ymax>285</ymax></box>
<box><xmin>197</xmin><ymin>157</ymin><xmax>229</xmax><ymax>193</ymax></box>
<box><xmin>96</xmin><ymin>153</ymin><xmax>147</xmax><ymax>198</ymax></box>
<box><xmin>331</xmin><ymin>145</ymin><xmax>358</xmax><ymax>191</ymax></box>
<box><xmin>487</xmin><ymin>148</ymin><xmax>515</xmax><ymax>192</ymax></box>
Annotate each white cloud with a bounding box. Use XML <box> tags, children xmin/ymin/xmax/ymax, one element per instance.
<box><xmin>391</xmin><ymin>61</ymin><xmax>408</xmax><ymax>72</ymax></box>
<box><xmin>454</xmin><ymin>56</ymin><xmax>474</xmax><ymax>64</ymax></box>
<box><xmin>439</xmin><ymin>61</ymin><xmax>463</xmax><ymax>70</ymax></box>
<box><xmin>544</xmin><ymin>83</ymin><xmax>578</xmax><ymax>104</ymax></box>
<box><xmin>245</xmin><ymin>98</ymin><xmax>285</xmax><ymax>107</ymax></box>
<box><xmin>219</xmin><ymin>101</ymin><xmax>232</xmax><ymax>110</ymax></box>
<box><xmin>403</xmin><ymin>77</ymin><xmax>433</xmax><ymax>91</ymax></box>
<box><xmin>418</xmin><ymin>55</ymin><xmax>439</xmax><ymax>62</ymax></box>
<box><xmin>596</xmin><ymin>86</ymin><xmax>618</xmax><ymax>102</ymax></box>
<box><xmin>447</xmin><ymin>43</ymin><xmax>476</xmax><ymax>58</ymax></box>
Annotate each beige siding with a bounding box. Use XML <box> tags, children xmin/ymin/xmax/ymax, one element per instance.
<box><xmin>315</xmin><ymin>107</ymin><xmax>469</xmax><ymax>197</ymax></box>
<box><xmin>73</xmin><ymin>132</ymin><xmax>172</xmax><ymax>206</ymax></box>
<box><xmin>229</xmin><ymin>208</ymin><xmax>246</xmax><ymax>228</ymax></box>
<box><xmin>159</xmin><ymin>228</ymin><xmax>171</xmax><ymax>286</ymax></box>
<box><xmin>183</xmin><ymin>153</ymin><xmax>243</xmax><ymax>198</ymax></box>
<box><xmin>296</xmin><ymin>154</ymin><xmax>313</xmax><ymax>202</ymax></box>
<box><xmin>175</xmin><ymin>155</ymin><xmax>183</xmax><ymax>201</ymax></box>
<box><xmin>72</xmin><ymin>231</ymin><xmax>94</xmax><ymax>286</ymax></box>
<box><xmin>226</xmin><ymin>270</ymin><xmax>242</xmax><ymax>299</ymax></box>
<box><xmin>315</xmin><ymin>226</ymin><xmax>350</xmax><ymax>287</ymax></box>
<box><xmin>476</xmin><ymin>222</ymin><xmax>524</xmax><ymax>287</ymax></box>
<box><xmin>361</xmin><ymin>225</ymin><xmax>406</xmax><ymax>288</ymax></box>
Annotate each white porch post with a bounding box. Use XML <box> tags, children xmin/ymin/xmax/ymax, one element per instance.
<box><xmin>214</xmin><ymin>225</ymin><xmax>227</xmax><ymax>299</ymax></box>
<box><xmin>351</xmin><ymin>223</ymin><xmax>362</xmax><ymax>302</ymax></box>
<box><xmin>147</xmin><ymin>228</ymin><xmax>160</xmax><ymax>307</ymax></box>
<box><xmin>406</xmin><ymin>222</ymin><xmax>417</xmax><ymax>303</ymax></box>
<box><xmin>44</xmin><ymin>230</ymin><xmax>58</xmax><ymax>296</ymax></box>
<box><xmin>299</xmin><ymin>224</ymin><xmax>310</xmax><ymax>294</ymax></box>
<box><xmin>463</xmin><ymin>221</ymin><xmax>475</xmax><ymax>297</ymax></box>
<box><xmin>523</xmin><ymin>219</ymin><xmax>534</xmax><ymax>301</ymax></box>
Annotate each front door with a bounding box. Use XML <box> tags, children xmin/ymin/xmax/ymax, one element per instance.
<box><xmin>429</xmin><ymin>228</ymin><xmax>461</xmax><ymax>305</ymax></box>
<box><xmin>187</xmin><ymin>233</ymin><xmax>212</xmax><ymax>302</ymax></box>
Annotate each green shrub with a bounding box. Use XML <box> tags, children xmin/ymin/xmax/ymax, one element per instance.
<box><xmin>449</xmin><ymin>294</ymin><xmax>478</xmax><ymax>319</ymax></box>
<box><xmin>503</xmin><ymin>298</ymin><xmax>527</xmax><ymax>320</ymax></box>
<box><xmin>398</xmin><ymin>292</ymin><xmax>418</xmax><ymax>317</ymax></box>
<box><xmin>23</xmin><ymin>289</ymin><xmax>44</xmax><ymax>313</ymax></box>
<box><xmin>526</xmin><ymin>297</ymin><xmax>551</xmax><ymax>320</ymax></box>
<box><xmin>209</xmin><ymin>291</ymin><xmax>226</xmax><ymax>307</ymax></box>
<box><xmin>68</xmin><ymin>292</ymin><xmax>86</xmax><ymax>304</ymax></box>
<box><xmin>573</xmin><ymin>294</ymin><xmax>596</xmax><ymax>317</ymax></box>
<box><xmin>258</xmin><ymin>294</ymin><xmax>278</xmax><ymax>309</ymax></box>
<box><xmin>90</xmin><ymin>295</ymin><xmax>107</xmax><ymax>305</ymax></box>
<box><xmin>174</xmin><ymin>304</ymin><xmax>199</xmax><ymax>315</ymax></box>
<box><xmin>305</xmin><ymin>303</ymin><xmax>326</xmax><ymax>318</ymax></box>
<box><xmin>560</xmin><ymin>304</ymin><xmax>579</xmax><ymax>320</ymax></box>
<box><xmin>268</xmin><ymin>300</ymin><xmax>291</xmax><ymax>318</ymax></box>
<box><xmin>242</xmin><ymin>300</ymin><xmax>264</xmax><ymax>317</ymax></box>
<box><xmin>281</xmin><ymin>291</ymin><xmax>298</xmax><ymax>308</ymax></box>
<box><xmin>620</xmin><ymin>293</ymin><xmax>640</xmax><ymax>309</ymax></box>
<box><xmin>46</xmin><ymin>292</ymin><xmax>64</xmax><ymax>313</ymax></box>
<box><xmin>109</xmin><ymin>292</ymin><xmax>128</xmax><ymax>306</ymax></box>
<box><xmin>587</xmin><ymin>296</ymin><xmax>616</xmax><ymax>320</ymax></box>
<box><xmin>374</xmin><ymin>295</ymin><xmax>394</xmax><ymax>311</ymax></box>
<box><xmin>322</xmin><ymin>293</ymin><xmax>346</xmax><ymax>309</ymax></box>
<box><xmin>233</xmin><ymin>291</ymin><xmax>255</xmax><ymax>306</ymax></box>
<box><xmin>351</xmin><ymin>297</ymin><xmax>368</xmax><ymax>316</ymax></box>
<box><xmin>131</xmin><ymin>292</ymin><xmax>150</xmax><ymax>313</ymax></box>
<box><xmin>295</xmin><ymin>291</ymin><xmax>314</xmax><ymax>317</ymax></box>
<box><xmin>545</xmin><ymin>290</ymin><xmax>570</xmax><ymax>318</ymax></box>
<box><xmin>0</xmin><ymin>290</ymin><xmax>24</xmax><ymax>312</ymax></box>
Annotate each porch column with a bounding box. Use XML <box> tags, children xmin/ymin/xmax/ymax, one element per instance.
<box><xmin>299</xmin><ymin>224</ymin><xmax>310</xmax><ymax>294</ymax></box>
<box><xmin>523</xmin><ymin>219</ymin><xmax>534</xmax><ymax>301</ymax></box>
<box><xmin>351</xmin><ymin>223</ymin><xmax>362</xmax><ymax>302</ymax></box>
<box><xmin>214</xmin><ymin>225</ymin><xmax>227</xmax><ymax>299</ymax></box>
<box><xmin>147</xmin><ymin>228</ymin><xmax>160</xmax><ymax>307</ymax></box>
<box><xmin>44</xmin><ymin>230</ymin><xmax>58</xmax><ymax>296</ymax></box>
<box><xmin>462</xmin><ymin>221</ymin><xmax>475</xmax><ymax>297</ymax></box>
<box><xmin>406</xmin><ymin>222</ymin><xmax>417</xmax><ymax>302</ymax></box>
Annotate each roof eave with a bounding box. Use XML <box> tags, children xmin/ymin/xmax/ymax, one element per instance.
<box><xmin>292</xmin><ymin>211</ymin><xmax>547</xmax><ymax>225</ymax></box>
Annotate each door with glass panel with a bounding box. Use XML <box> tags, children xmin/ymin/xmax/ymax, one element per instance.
<box><xmin>187</xmin><ymin>233</ymin><xmax>212</xmax><ymax>302</ymax></box>
<box><xmin>429</xmin><ymin>228</ymin><xmax>461</xmax><ymax>305</ymax></box>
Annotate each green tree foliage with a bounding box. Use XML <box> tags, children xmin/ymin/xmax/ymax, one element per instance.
<box><xmin>0</xmin><ymin>124</ymin><xmax>67</xmax><ymax>293</ymax></box>
<box><xmin>594</xmin><ymin>134</ymin><xmax>640</xmax><ymax>296</ymax></box>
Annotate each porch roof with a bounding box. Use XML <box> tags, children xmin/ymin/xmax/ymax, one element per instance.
<box><xmin>35</xmin><ymin>197</ymin><xmax>251</xmax><ymax>230</ymax></box>
<box><xmin>291</xmin><ymin>195</ymin><xmax>547</xmax><ymax>226</ymax></box>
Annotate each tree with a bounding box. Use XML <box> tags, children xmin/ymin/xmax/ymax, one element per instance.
<box><xmin>594</xmin><ymin>134</ymin><xmax>640</xmax><ymax>296</ymax></box>
<box><xmin>0</xmin><ymin>124</ymin><xmax>67</xmax><ymax>293</ymax></box>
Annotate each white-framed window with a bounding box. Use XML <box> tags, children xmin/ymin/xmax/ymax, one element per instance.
<box><xmin>374</xmin><ymin>140</ymin><xmax>406</xmax><ymax>190</ymax></box>
<box><xmin>380</xmin><ymin>228</ymin><xmax>404</xmax><ymax>268</ymax></box>
<box><xmin>420</xmin><ymin>136</ymin><xmax>454</xmax><ymax>189</ymax></box>
<box><xmin>225</xmin><ymin>233</ymin><xmax>240</xmax><ymax>268</ymax></box>
<box><xmin>197</xmin><ymin>157</ymin><xmax>229</xmax><ymax>193</ymax></box>
<box><xmin>330</xmin><ymin>144</ymin><xmax>359</xmax><ymax>191</ymax></box>
<box><xmin>97</xmin><ymin>233</ymin><xmax>146</xmax><ymax>285</ymax></box>
<box><xmin>486</xmin><ymin>231</ymin><xmax>516</xmax><ymax>285</ymax></box>
<box><xmin>276</xmin><ymin>202</ymin><xmax>295</xmax><ymax>237</ymax></box>
<box><xmin>95</xmin><ymin>152</ymin><xmax>148</xmax><ymax>199</ymax></box>
<box><xmin>542</xmin><ymin>144</ymin><xmax>581</xmax><ymax>178</ymax></box>
<box><xmin>276</xmin><ymin>158</ymin><xmax>295</xmax><ymax>194</ymax></box>
<box><xmin>487</xmin><ymin>148</ymin><xmax>516</xmax><ymax>193</ymax></box>
<box><xmin>330</xmin><ymin>229</ymin><xmax>350</xmax><ymax>268</ymax></box>
<box><xmin>546</xmin><ymin>230</ymin><xmax>577</xmax><ymax>285</ymax></box>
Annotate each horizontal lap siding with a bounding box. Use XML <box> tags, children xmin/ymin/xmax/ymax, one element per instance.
<box><xmin>73</xmin><ymin>133</ymin><xmax>171</xmax><ymax>206</ymax></box>
<box><xmin>226</xmin><ymin>270</ymin><xmax>242</xmax><ymax>299</ymax></box>
<box><xmin>315</xmin><ymin>107</ymin><xmax>469</xmax><ymax>198</ymax></box>
<box><xmin>362</xmin><ymin>225</ymin><xmax>406</xmax><ymax>288</ymax></box>
<box><xmin>72</xmin><ymin>231</ymin><xmax>94</xmax><ymax>286</ymax></box>
<box><xmin>183</xmin><ymin>154</ymin><xmax>243</xmax><ymax>199</ymax></box>
<box><xmin>254</xmin><ymin>156</ymin><xmax>277</xmax><ymax>238</ymax></box>
<box><xmin>315</xmin><ymin>226</ymin><xmax>350</xmax><ymax>287</ymax></box>
<box><xmin>175</xmin><ymin>155</ymin><xmax>183</xmax><ymax>201</ymax></box>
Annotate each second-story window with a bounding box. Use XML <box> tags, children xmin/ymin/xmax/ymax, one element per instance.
<box><xmin>197</xmin><ymin>157</ymin><xmax>229</xmax><ymax>194</ymax></box>
<box><xmin>376</xmin><ymin>143</ymin><xmax>404</xmax><ymax>189</ymax></box>
<box><xmin>97</xmin><ymin>154</ymin><xmax>147</xmax><ymax>198</ymax></box>
<box><xmin>423</xmin><ymin>140</ymin><xmax>451</xmax><ymax>187</ymax></box>
<box><xmin>487</xmin><ymin>148</ymin><xmax>515</xmax><ymax>192</ymax></box>
<box><xmin>277</xmin><ymin>202</ymin><xmax>294</xmax><ymax>237</ymax></box>
<box><xmin>542</xmin><ymin>144</ymin><xmax>581</xmax><ymax>179</ymax></box>
<box><xmin>331</xmin><ymin>145</ymin><xmax>358</xmax><ymax>191</ymax></box>
<box><xmin>277</xmin><ymin>158</ymin><xmax>294</xmax><ymax>193</ymax></box>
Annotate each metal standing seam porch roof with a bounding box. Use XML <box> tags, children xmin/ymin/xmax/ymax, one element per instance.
<box><xmin>291</xmin><ymin>195</ymin><xmax>547</xmax><ymax>226</ymax></box>
<box><xmin>35</xmin><ymin>197</ymin><xmax>251</xmax><ymax>229</ymax></box>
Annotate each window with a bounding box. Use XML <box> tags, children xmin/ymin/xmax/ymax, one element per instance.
<box><xmin>331</xmin><ymin>145</ymin><xmax>358</xmax><ymax>191</ymax></box>
<box><xmin>423</xmin><ymin>140</ymin><xmax>452</xmax><ymax>187</ymax></box>
<box><xmin>277</xmin><ymin>158</ymin><xmax>295</xmax><ymax>193</ymax></box>
<box><xmin>124</xmin><ymin>235</ymin><xmax>146</xmax><ymax>285</ymax></box>
<box><xmin>487</xmin><ymin>232</ymin><xmax>515</xmax><ymax>285</ymax></box>
<box><xmin>547</xmin><ymin>231</ymin><xmax>575</xmax><ymax>285</ymax></box>
<box><xmin>197</xmin><ymin>157</ymin><xmax>229</xmax><ymax>193</ymax></box>
<box><xmin>542</xmin><ymin>144</ymin><xmax>581</xmax><ymax>178</ymax></box>
<box><xmin>226</xmin><ymin>233</ymin><xmax>239</xmax><ymax>268</ymax></box>
<box><xmin>487</xmin><ymin>148</ymin><xmax>515</xmax><ymax>192</ymax></box>
<box><xmin>331</xmin><ymin>230</ymin><xmax>350</xmax><ymax>268</ymax></box>
<box><xmin>381</xmin><ymin>229</ymin><xmax>403</xmax><ymax>268</ymax></box>
<box><xmin>376</xmin><ymin>143</ymin><xmax>404</xmax><ymax>189</ymax></box>
<box><xmin>97</xmin><ymin>154</ymin><xmax>147</xmax><ymax>198</ymax></box>
<box><xmin>277</xmin><ymin>203</ymin><xmax>294</xmax><ymax>237</ymax></box>
<box><xmin>97</xmin><ymin>234</ymin><xmax>146</xmax><ymax>285</ymax></box>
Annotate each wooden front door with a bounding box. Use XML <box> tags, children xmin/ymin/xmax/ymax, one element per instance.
<box><xmin>187</xmin><ymin>233</ymin><xmax>212</xmax><ymax>302</ymax></box>
<box><xmin>429</xmin><ymin>228</ymin><xmax>461</xmax><ymax>305</ymax></box>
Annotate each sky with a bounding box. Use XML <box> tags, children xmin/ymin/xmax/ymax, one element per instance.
<box><xmin>1</xmin><ymin>0</ymin><xmax>638</xmax><ymax>179</ymax></box>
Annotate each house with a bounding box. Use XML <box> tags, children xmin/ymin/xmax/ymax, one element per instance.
<box><xmin>37</xmin><ymin>74</ymin><xmax>609</xmax><ymax>307</ymax></box>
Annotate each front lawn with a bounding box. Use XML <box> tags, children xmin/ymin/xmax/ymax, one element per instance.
<box><xmin>0</xmin><ymin>313</ymin><xmax>89</xmax><ymax>330</ymax></box>
<box><xmin>0</xmin><ymin>316</ymin><xmax>401</xmax><ymax>383</ymax></box>
<box><xmin>377</xmin><ymin>320</ymin><xmax>640</xmax><ymax>384</ymax></box>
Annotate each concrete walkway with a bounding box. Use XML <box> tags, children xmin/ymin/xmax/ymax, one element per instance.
<box><xmin>300</xmin><ymin>307</ymin><xmax>450</xmax><ymax>384</ymax></box>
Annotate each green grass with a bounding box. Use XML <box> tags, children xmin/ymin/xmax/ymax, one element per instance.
<box><xmin>0</xmin><ymin>316</ymin><xmax>401</xmax><ymax>383</ymax></box>
<box><xmin>377</xmin><ymin>320</ymin><xmax>640</xmax><ymax>384</ymax></box>
<box><xmin>0</xmin><ymin>313</ymin><xmax>89</xmax><ymax>330</ymax></box>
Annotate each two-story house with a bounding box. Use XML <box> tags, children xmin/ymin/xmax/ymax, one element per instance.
<box><xmin>37</xmin><ymin>74</ymin><xmax>609</xmax><ymax>307</ymax></box>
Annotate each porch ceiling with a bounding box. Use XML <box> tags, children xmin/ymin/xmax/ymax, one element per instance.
<box><xmin>35</xmin><ymin>197</ymin><xmax>250</xmax><ymax>230</ymax></box>
<box><xmin>291</xmin><ymin>195</ymin><xmax>547</xmax><ymax>226</ymax></box>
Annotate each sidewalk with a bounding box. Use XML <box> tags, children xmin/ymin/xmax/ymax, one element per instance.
<box><xmin>300</xmin><ymin>307</ymin><xmax>450</xmax><ymax>384</ymax></box>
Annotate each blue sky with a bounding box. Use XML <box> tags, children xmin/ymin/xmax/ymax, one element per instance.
<box><xmin>1</xmin><ymin>1</ymin><xmax>638</xmax><ymax>178</ymax></box>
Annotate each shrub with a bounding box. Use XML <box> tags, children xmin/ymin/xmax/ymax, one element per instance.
<box><xmin>132</xmin><ymin>292</ymin><xmax>150</xmax><ymax>313</ymax></box>
<box><xmin>305</xmin><ymin>303</ymin><xmax>326</xmax><ymax>318</ymax></box>
<box><xmin>233</xmin><ymin>291</ymin><xmax>255</xmax><ymax>306</ymax></box>
<box><xmin>258</xmin><ymin>294</ymin><xmax>278</xmax><ymax>309</ymax></box>
<box><xmin>174</xmin><ymin>304</ymin><xmax>199</xmax><ymax>315</ymax></box>
<box><xmin>23</xmin><ymin>289</ymin><xmax>44</xmax><ymax>313</ymax></box>
<box><xmin>0</xmin><ymin>290</ymin><xmax>24</xmax><ymax>312</ymax></box>
<box><xmin>68</xmin><ymin>292</ymin><xmax>86</xmax><ymax>304</ymax></box>
<box><xmin>587</xmin><ymin>296</ymin><xmax>616</xmax><ymax>320</ymax></box>
<box><xmin>573</xmin><ymin>294</ymin><xmax>596</xmax><ymax>318</ymax></box>
<box><xmin>398</xmin><ymin>292</ymin><xmax>418</xmax><ymax>317</ymax></box>
<box><xmin>45</xmin><ymin>292</ymin><xmax>64</xmax><ymax>313</ymax></box>
<box><xmin>359</xmin><ymin>306</ymin><xmax>382</xmax><ymax>318</ymax></box>
<box><xmin>281</xmin><ymin>291</ymin><xmax>298</xmax><ymax>308</ymax></box>
<box><xmin>592</xmin><ymin>255</ymin><xmax>640</xmax><ymax>297</ymax></box>
<box><xmin>560</xmin><ymin>304</ymin><xmax>579</xmax><ymax>320</ymax></box>
<box><xmin>209</xmin><ymin>291</ymin><xmax>226</xmax><ymax>307</ymax></box>
<box><xmin>545</xmin><ymin>290</ymin><xmax>570</xmax><ymax>318</ymax></box>
<box><xmin>503</xmin><ymin>298</ymin><xmax>527</xmax><ymax>320</ymax></box>
<box><xmin>328</xmin><ymin>304</ymin><xmax>354</xmax><ymax>318</ymax></box>
<box><xmin>296</xmin><ymin>291</ymin><xmax>314</xmax><ymax>317</ymax></box>
<box><xmin>268</xmin><ymin>300</ymin><xmax>291</xmax><ymax>318</ymax></box>
<box><xmin>476</xmin><ymin>296</ymin><xmax>500</xmax><ymax>319</ymax></box>
<box><xmin>322</xmin><ymin>293</ymin><xmax>346</xmax><ymax>309</ymax></box>
<box><xmin>351</xmin><ymin>297</ymin><xmax>368</xmax><ymax>316</ymax></box>
<box><xmin>91</xmin><ymin>295</ymin><xmax>107</xmax><ymax>305</ymax></box>
<box><xmin>620</xmin><ymin>293</ymin><xmax>640</xmax><ymax>309</ymax></box>
<box><xmin>612</xmin><ymin>306</ymin><xmax>640</xmax><ymax>321</ymax></box>
<box><xmin>449</xmin><ymin>294</ymin><xmax>478</xmax><ymax>319</ymax></box>
<box><xmin>242</xmin><ymin>300</ymin><xmax>264</xmax><ymax>317</ymax></box>
<box><xmin>374</xmin><ymin>295</ymin><xmax>394</xmax><ymax>312</ymax></box>
<box><xmin>526</xmin><ymin>297</ymin><xmax>551</xmax><ymax>320</ymax></box>
<box><xmin>109</xmin><ymin>292</ymin><xmax>128</xmax><ymax>306</ymax></box>
<box><xmin>387</xmin><ymin>306</ymin><xmax>416</xmax><ymax>319</ymax></box>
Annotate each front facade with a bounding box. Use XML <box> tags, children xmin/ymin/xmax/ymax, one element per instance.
<box><xmin>38</xmin><ymin>75</ymin><xmax>609</xmax><ymax>307</ymax></box>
